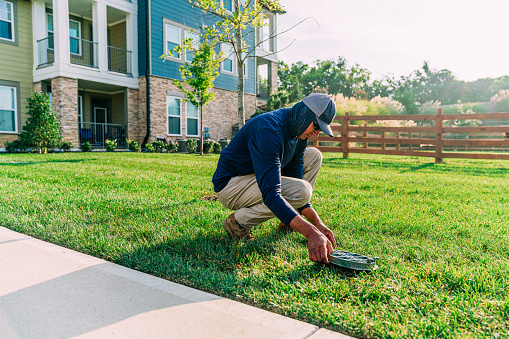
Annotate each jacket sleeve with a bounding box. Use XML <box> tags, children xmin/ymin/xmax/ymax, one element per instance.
<box><xmin>248</xmin><ymin>129</ymin><xmax>299</xmax><ymax>226</ymax></box>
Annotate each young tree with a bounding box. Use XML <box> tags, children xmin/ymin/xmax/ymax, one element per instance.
<box><xmin>19</xmin><ymin>92</ymin><xmax>62</xmax><ymax>154</ymax></box>
<box><xmin>173</xmin><ymin>39</ymin><xmax>221</xmax><ymax>155</ymax></box>
<box><xmin>181</xmin><ymin>0</ymin><xmax>283</xmax><ymax>127</ymax></box>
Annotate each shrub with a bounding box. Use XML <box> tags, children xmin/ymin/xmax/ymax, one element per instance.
<box><xmin>490</xmin><ymin>90</ymin><xmax>509</xmax><ymax>112</ymax></box>
<box><xmin>213</xmin><ymin>142</ymin><xmax>222</xmax><ymax>154</ymax></box>
<box><xmin>105</xmin><ymin>139</ymin><xmax>117</xmax><ymax>152</ymax></box>
<box><xmin>151</xmin><ymin>140</ymin><xmax>165</xmax><ymax>153</ymax></box>
<box><xmin>60</xmin><ymin>141</ymin><xmax>73</xmax><ymax>152</ymax></box>
<box><xmin>165</xmin><ymin>140</ymin><xmax>178</xmax><ymax>153</ymax></box>
<box><xmin>186</xmin><ymin>139</ymin><xmax>198</xmax><ymax>153</ymax></box>
<box><xmin>19</xmin><ymin>92</ymin><xmax>62</xmax><ymax>154</ymax></box>
<box><xmin>202</xmin><ymin>141</ymin><xmax>213</xmax><ymax>154</ymax></box>
<box><xmin>80</xmin><ymin>142</ymin><xmax>92</xmax><ymax>152</ymax></box>
<box><xmin>127</xmin><ymin>139</ymin><xmax>141</xmax><ymax>152</ymax></box>
<box><xmin>144</xmin><ymin>143</ymin><xmax>155</xmax><ymax>153</ymax></box>
<box><xmin>4</xmin><ymin>140</ymin><xmax>22</xmax><ymax>153</ymax></box>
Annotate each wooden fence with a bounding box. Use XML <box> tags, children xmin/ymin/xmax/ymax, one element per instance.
<box><xmin>309</xmin><ymin>109</ymin><xmax>509</xmax><ymax>163</ymax></box>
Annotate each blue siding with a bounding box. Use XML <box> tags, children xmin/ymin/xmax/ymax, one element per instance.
<box><xmin>147</xmin><ymin>0</ymin><xmax>255</xmax><ymax>94</ymax></box>
<box><xmin>138</xmin><ymin>0</ymin><xmax>147</xmax><ymax>74</ymax></box>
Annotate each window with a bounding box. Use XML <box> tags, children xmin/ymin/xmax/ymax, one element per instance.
<box><xmin>165</xmin><ymin>23</ymin><xmax>181</xmax><ymax>59</ymax></box>
<box><xmin>47</xmin><ymin>14</ymin><xmax>81</xmax><ymax>53</ymax></box>
<box><xmin>167</xmin><ymin>97</ymin><xmax>181</xmax><ymax>135</ymax></box>
<box><xmin>222</xmin><ymin>43</ymin><xmax>234</xmax><ymax>73</ymax></box>
<box><xmin>69</xmin><ymin>19</ymin><xmax>81</xmax><ymax>55</ymax></box>
<box><xmin>186</xmin><ymin>102</ymin><xmax>199</xmax><ymax>136</ymax></box>
<box><xmin>164</xmin><ymin>20</ymin><xmax>200</xmax><ymax>62</ymax></box>
<box><xmin>184</xmin><ymin>30</ymin><xmax>199</xmax><ymax>62</ymax></box>
<box><xmin>46</xmin><ymin>13</ymin><xmax>54</xmax><ymax>49</ymax></box>
<box><xmin>0</xmin><ymin>85</ymin><xmax>16</xmax><ymax>132</ymax></box>
<box><xmin>0</xmin><ymin>0</ymin><xmax>13</xmax><ymax>41</ymax></box>
<box><xmin>223</xmin><ymin>0</ymin><xmax>232</xmax><ymax>12</ymax></box>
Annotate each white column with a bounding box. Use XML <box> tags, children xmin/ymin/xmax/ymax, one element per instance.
<box><xmin>32</xmin><ymin>0</ymin><xmax>47</xmax><ymax>68</ymax></box>
<box><xmin>126</xmin><ymin>12</ymin><xmax>138</xmax><ymax>76</ymax></box>
<box><xmin>93</xmin><ymin>0</ymin><xmax>108</xmax><ymax>72</ymax></box>
<box><xmin>53</xmin><ymin>0</ymin><xmax>70</xmax><ymax>67</ymax></box>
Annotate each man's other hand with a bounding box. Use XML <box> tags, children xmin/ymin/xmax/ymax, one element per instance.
<box><xmin>307</xmin><ymin>232</ymin><xmax>333</xmax><ymax>263</ymax></box>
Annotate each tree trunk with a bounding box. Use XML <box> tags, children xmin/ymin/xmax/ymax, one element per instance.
<box><xmin>200</xmin><ymin>104</ymin><xmax>204</xmax><ymax>156</ymax></box>
<box><xmin>234</xmin><ymin>0</ymin><xmax>245</xmax><ymax>127</ymax></box>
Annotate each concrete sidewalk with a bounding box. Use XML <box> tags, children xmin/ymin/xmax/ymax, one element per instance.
<box><xmin>0</xmin><ymin>226</ymin><xmax>351</xmax><ymax>339</ymax></box>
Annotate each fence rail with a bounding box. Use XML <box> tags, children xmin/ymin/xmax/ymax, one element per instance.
<box><xmin>308</xmin><ymin>109</ymin><xmax>509</xmax><ymax>163</ymax></box>
<box><xmin>70</xmin><ymin>38</ymin><xmax>98</xmax><ymax>68</ymax></box>
<box><xmin>79</xmin><ymin>122</ymin><xmax>127</xmax><ymax>149</ymax></box>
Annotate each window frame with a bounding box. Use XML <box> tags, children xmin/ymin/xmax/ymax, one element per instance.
<box><xmin>167</xmin><ymin>96</ymin><xmax>182</xmax><ymax>136</ymax></box>
<box><xmin>221</xmin><ymin>43</ymin><xmax>236</xmax><ymax>75</ymax></box>
<box><xmin>68</xmin><ymin>18</ymin><xmax>82</xmax><ymax>56</ymax></box>
<box><xmin>186</xmin><ymin>102</ymin><xmax>199</xmax><ymax>137</ymax></box>
<box><xmin>163</xmin><ymin>19</ymin><xmax>200</xmax><ymax>64</ymax></box>
<box><xmin>46</xmin><ymin>13</ymin><xmax>54</xmax><ymax>49</ymax></box>
<box><xmin>0</xmin><ymin>83</ymin><xmax>18</xmax><ymax>133</ymax></box>
<box><xmin>0</xmin><ymin>0</ymin><xmax>15</xmax><ymax>44</ymax></box>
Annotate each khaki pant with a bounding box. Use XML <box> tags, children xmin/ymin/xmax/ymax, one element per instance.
<box><xmin>216</xmin><ymin>147</ymin><xmax>323</xmax><ymax>228</ymax></box>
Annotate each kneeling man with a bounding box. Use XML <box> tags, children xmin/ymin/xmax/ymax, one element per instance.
<box><xmin>212</xmin><ymin>93</ymin><xmax>337</xmax><ymax>263</ymax></box>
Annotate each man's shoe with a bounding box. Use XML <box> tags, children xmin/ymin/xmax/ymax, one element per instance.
<box><xmin>222</xmin><ymin>213</ymin><xmax>254</xmax><ymax>240</ymax></box>
<box><xmin>277</xmin><ymin>221</ymin><xmax>293</xmax><ymax>232</ymax></box>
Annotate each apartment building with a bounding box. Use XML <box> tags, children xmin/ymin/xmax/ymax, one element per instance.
<box><xmin>0</xmin><ymin>0</ymin><xmax>281</xmax><ymax>149</ymax></box>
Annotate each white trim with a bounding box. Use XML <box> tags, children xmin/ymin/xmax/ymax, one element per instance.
<box><xmin>94</xmin><ymin>107</ymin><xmax>108</xmax><ymax>124</ymax></box>
<box><xmin>166</xmin><ymin>96</ymin><xmax>182</xmax><ymax>136</ymax></box>
<box><xmin>0</xmin><ymin>85</ymin><xmax>17</xmax><ymax>133</ymax></box>
<box><xmin>78</xmin><ymin>95</ymin><xmax>83</xmax><ymax>129</ymax></box>
<box><xmin>68</xmin><ymin>18</ymin><xmax>81</xmax><ymax>56</ymax></box>
<box><xmin>221</xmin><ymin>43</ymin><xmax>235</xmax><ymax>75</ymax></box>
<box><xmin>185</xmin><ymin>102</ymin><xmax>199</xmax><ymax>137</ymax></box>
<box><xmin>0</xmin><ymin>0</ymin><xmax>14</xmax><ymax>42</ymax></box>
<box><xmin>163</xmin><ymin>18</ymin><xmax>200</xmax><ymax>63</ymax></box>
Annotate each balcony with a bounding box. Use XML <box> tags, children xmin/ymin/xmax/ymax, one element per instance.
<box><xmin>70</xmin><ymin>37</ymin><xmax>98</xmax><ymax>68</ymax></box>
<box><xmin>37</xmin><ymin>36</ymin><xmax>54</xmax><ymax>68</ymax></box>
<box><xmin>108</xmin><ymin>46</ymin><xmax>132</xmax><ymax>75</ymax></box>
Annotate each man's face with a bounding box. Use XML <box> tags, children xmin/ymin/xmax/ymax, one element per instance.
<box><xmin>298</xmin><ymin>121</ymin><xmax>321</xmax><ymax>139</ymax></box>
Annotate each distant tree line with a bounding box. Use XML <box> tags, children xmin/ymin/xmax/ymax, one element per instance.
<box><xmin>268</xmin><ymin>58</ymin><xmax>509</xmax><ymax>115</ymax></box>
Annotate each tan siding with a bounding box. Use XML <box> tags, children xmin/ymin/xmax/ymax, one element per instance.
<box><xmin>0</xmin><ymin>0</ymin><xmax>33</xmax><ymax>141</ymax></box>
<box><xmin>109</xmin><ymin>21</ymin><xmax>126</xmax><ymax>49</ymax></box>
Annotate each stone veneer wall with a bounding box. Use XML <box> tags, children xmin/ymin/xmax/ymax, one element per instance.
<box><xmin>127</xmin><ymin>87</ymin><xmax>141</xmax><ymax>142</ymax></box>
<box><xmin>142</xmin><ymin>75</ymin><xmax>256</xmax><ymax>142</ymax></box>
<box><xmin>51</xmin><ymin>77</ymin><xmax>79</xmax><ymax>146</ymax></box>
<box><xmin>270</xmin><ymin>61</ymin><xmax>278</xmax><ymax>94</ymax></box>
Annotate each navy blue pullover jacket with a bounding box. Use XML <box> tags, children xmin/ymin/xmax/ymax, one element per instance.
<box><xmin>212</xmin><ymin>102</ymin><xmax>317</xmax><ymax>226</ymax></box>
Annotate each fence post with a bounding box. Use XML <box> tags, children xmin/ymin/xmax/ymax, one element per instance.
<box><xmin>381</xmin><ymin>131</ymin><xmax>386</xmax><ymax>150</ymax></box>
<box><xmin>342</xmin><ymin>113</ymin><xmax>350</xmax><ymax>158</ymax></box>
<box><xmin>363</xmin><ymin>123</ymin><xmax>367</xmax><ymax>149</ymax></box>
<box><xmin>435</xmin><ymin>108</ymin><xmax>443</xmax><ymax>163</ymax></box>
<box><xmin>396</xmin><ymin>132</ymin><xmax>400</xmax><ymax>150</ymax></box>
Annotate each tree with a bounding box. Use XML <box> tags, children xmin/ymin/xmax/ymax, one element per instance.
<box><xmin>181</xmin><ymin>0</ymin><xmax>283</xmax><ymax>127</ymax></box>
<box><xmin>19</xmin><ymin>92</ymin><xmax>62</xmax><ymax>154</ymax></box>
<box><xmin>173</xmin><ymin>39</ymin><xmax>221</xmax><ymax>155</ymax></box>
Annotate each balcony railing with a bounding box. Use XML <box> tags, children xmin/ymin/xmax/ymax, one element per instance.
<box><xmin>37</xmin><ymin>36</ymin><xmax>54</xmax><ymax>67</ymax></box>
<box><xmin>79</xmin><ymin>122</ymin><xmax>127</xmax><ymax>149</ymax></box>
<box><xmin>70</xmin><ymin>37</ymin><xmax>98</xmax><ymax>68</ymax></box>
<box><xmin>108</xmin><ymin>46</ymin><xmax>132</xmax><ymax>75</ymax></box>
<box><xmin>256</xmin><ymin>81</ymin><xmax>271</xmax><ymax>100</ymax></box>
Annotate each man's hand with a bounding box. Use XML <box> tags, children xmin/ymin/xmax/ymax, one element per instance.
<box><xmin>307</xmin><ymin>231</ymin><xmax>334</xmax><ymax>263</ymax></box>
<box><xmin>289</xmin><ymin>215</ymin><xmax>335</xmax><ymax>264</ymax></box>
<box><xmin>316</xmin><ymin>223</ymin><xmax>337</xmax><ymax>248</ymax></box>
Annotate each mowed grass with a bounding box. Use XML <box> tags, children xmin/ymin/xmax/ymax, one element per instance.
<box><xmin>0</xmin><ymin>152</ymin><xmax>508</xmax><ymax>338</ymax></box>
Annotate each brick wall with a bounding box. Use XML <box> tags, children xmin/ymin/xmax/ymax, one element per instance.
<box><xmin>138</xmin><ymin>75</ymin><xmax>257</xmax><ymax>142</ymax></box>
<box><xmin>51</xmin><ymin>77</ymin><xmax>79</xmax><ymax>146</ymax></box>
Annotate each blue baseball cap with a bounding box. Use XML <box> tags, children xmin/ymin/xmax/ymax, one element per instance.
<box><xmin>302</xmin><ymin>93</ymin><xmax>336</xmax><ymax>137</ymax></box>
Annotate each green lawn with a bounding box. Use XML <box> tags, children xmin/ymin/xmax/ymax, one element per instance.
<box><xmin>1</xmin><ymin>152</ymin><xmax>508</xmax><ymax>338</ymax></box>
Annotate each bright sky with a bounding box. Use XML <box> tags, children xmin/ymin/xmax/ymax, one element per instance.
<box><xmin>276</xmin><ymin>0</ymin><xmax>509</xmax><ymax>82</ymax></box>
